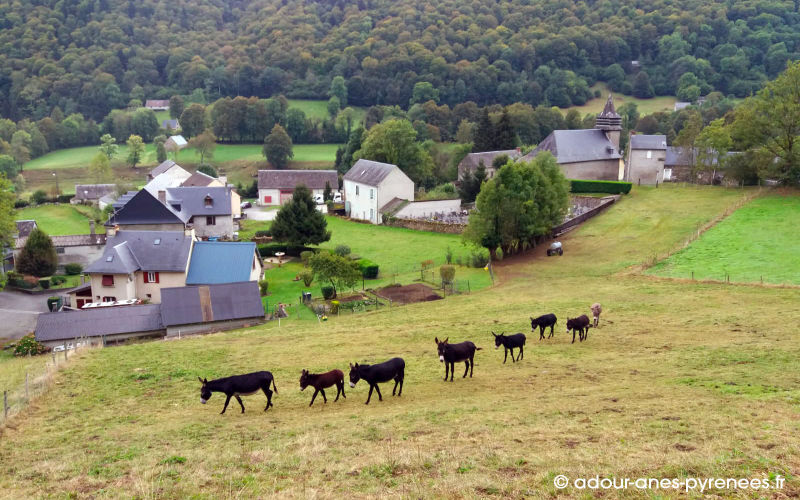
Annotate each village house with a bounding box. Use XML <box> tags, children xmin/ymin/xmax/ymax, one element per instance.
<box><xmin>84</xmin><ymin>229</ymin><xmax>195</xmax><ymax>304</ymax></box>
<box><xmin>165</xmin><ymin>135</ymin><xmax>188</xmax><ymax>153</ymax></box>
<box><xmin>164</xmin><ymin>186</ymin><xmax>238</xmax><ymax>239</ymax></box>
<box><xmin>13</xmin><ymin>221</ymin><xmax>106</xmax><ymax>271</ymax></box>
<box><xmin>15</xmin><ymin>220</ymin><xmax>37</xmax><ymax>238</ymax></box>
<box><xmin>625</xmin><ymin>134</ymin><xmax>668</xmax><ymax>184</ymax></box>
<box><xmin>520</xmin><ymin>95</ymin><xmax>623</xmax><ymax>181</ymax></box>
<box><xmin>72</xmin><ymin>184</ymin><xmax>116</xmax><ymax>206</ymax></box>
<box><xmin>161</xmin><ymin>119</ymin><xmax>180</xmax><ymax>131</ymax></box>
<box><xmin>181</xmin><ymin>171</ymin><xmax>225</xmax><ymax>188</ymax></box>
<box><xmin>106</xmin><ymin>189</ymin><xmax>187</xmax><ymax>232</ymax></box>
<box><xmin>257</xmin><ymin>169</ymin><xmax>339</xmax><ymax>206</ymax></box>
<box><xmin>185</xmin><ymin>241</ymin><xmax>262</xmax><ymax>285</ymax></box>
<box><xmin>457</xmin><ymin>150</ymin><xmax>521</xmax><ymax>181</ymax></box>
<box><xmin>343</xmin><ymin>159</ymin><xmax>414</xmax><ymax>224</ymax></box>
<box><xmin>145</xmin><ymin>100</ymin><xmax>170</xmax><ymax>111</ymax></box>
<box><xmin>146</xmin><ymin>160</ymin><xmax>191</xmax><ymax>183</ymax></box>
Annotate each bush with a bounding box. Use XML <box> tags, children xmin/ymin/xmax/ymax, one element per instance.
<box><xmin>300</xmin><ymin>250</ymin><xmax>314</xmax><ymax>266</ymax></box>
<box><xmin>64</xmin><ymin>263</ymin><xmax>83</xmax><ymax>275</ymax></box>
<box><xmin>254</xmin><ymin>229</ymin><xmax>271</xmax><ymax>237</ymax></box>
<box><xmin>330</xmin><ymin>300</ymin><xmax>339</xmax><ymax>314</ymax></box>
<box><xmin>300</xmin><ymin>269</ymin><xmax>314</xmax><ymax>287</ymax></box>
<box><xmin>333</xmin><ymin>244</ymin><xmax>351</xmax><ymax>257</ymax></box>
<box><xmin>258</xmin><ymin>280</ymin><xmax>269</xmax><ymax>296</ymax></box>
<box><xmin>440</xmin><ymin>265</ymin><xmax>456</xmax><ymax>284</ymax></box>
<box><xmin>57</xmin><ymin>194</ymin><xmax>75</xmax><ymax>203</ymax></box>
<box><xmin>31</xmin><ymin>190</ymin><xmax>48</xmax><ymax>204</ymax></box>
<box><xmin>14</xmin><ymin>199</ymin><xmax>29</xmax><ymax>208</ymax></box>
<box><xmin>445</xmin><ymin>246</ymin><xmax>453</xmax><ymax>264</ymax></box>
<box><xmin>257</xmin><ymin>243</ymin><xmax>315</xmax><ymax>257</ymax></box>
<box><xmin>50</xmin><ymin>276</ymin><xmax>66</xmax><ymax>285</ymax></box>
<box><xmin>321</xmin><ymin>285</ymin><xmax>335</xmax><ymax>300</ymax></box>
<box><xmin>358</xmin><ymin>259</ymin><xmax>379</xmax><ymax>279</ymax></box>
<box><xmin>469</xmin><ymin>249</ymin><xmax>489</xmax><ymax>268</ymax></box>
<box><xmin>570</xmin><ymin>179</ymin><xmax>632</xmax><ymax>194</ymax></box>
<box><xmin>38</xmin><ymin>278</ymin><xmax>51</xmax><ymax>289</ymax></box>
<box><xmin>13</xmin><ymin>333</ymin><xmax>47</xmax><ymax>356</ymax></box>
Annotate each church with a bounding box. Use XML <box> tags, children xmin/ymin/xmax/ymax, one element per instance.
<box><xmin>519</xmin><ymin>95</ymin><xmax>624</xmax><ymax>181</ymax></box>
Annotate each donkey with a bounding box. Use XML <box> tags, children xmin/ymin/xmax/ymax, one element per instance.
<box><xmin>348</xmin><ymin>358</ymin><xmax>405</xmax><ymax>404</ymax></box>
<box><xmin>590</xmin><ymin>303</ymin><xmax>602</xmax><ymax>328</ymax></box>
<box><xmin>435</xmin><ymin>337</ymin><xmax>481</xmax><ymax>382</ymax></box>
<box><xmin>198</xmin><ymin>371</ymin><xmax>278</xmax><ymax>414</ymax></box>
<box><xmin>492</xmin><ymin>332</ymin><xmax>526</xmax><ymax>363</ymax></box>
<box><xmin>530</xmin><ymin>313</ymin><xmax>558</xmax><ymax>340</ymax></box>
<box><xmin>299</xmin><ymin>369</ymin><xmax>345</xmax><ymax>407</ymax></box>
<box><xmin>566</xmin><ymin>314</ymin><xmax>592</xmax><ymax>343</ymax></box>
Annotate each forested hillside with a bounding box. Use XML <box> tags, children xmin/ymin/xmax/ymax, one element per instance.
<box><xmin>1</xmin><ymin>0</ymin><xmax>798</xmax><ymax>121</ymax></box>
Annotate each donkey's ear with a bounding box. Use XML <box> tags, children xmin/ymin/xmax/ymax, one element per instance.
<box><xmin>198</xmin><ymin>377</ymin><xmax>203</xmax><ymax>384</ymax></box>
<box><xmin>434</xmin><ymin>337</ymin><xmax>439</xmax><ymax>344</ymax></box>
<box><xmin>349</xmin><ymin>363</ymin><xmax>353</xmax><ymax>369</ymax></box>
<box><xmin>444</xmin><ymin>337</ymin><xmax>449</xmax><ymax>343</ymax></box>
<box><xmin>491</xmin><ymin>331</ymin><xmax>496</xmax><ymax>337</ymax></box>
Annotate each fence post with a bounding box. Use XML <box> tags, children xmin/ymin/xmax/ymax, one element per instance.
<box><xmin>467</xmin><ymin>281</ymin><xmax>471</xmax><ymax>294</ymax></box>
<box><xmin>691</xmin><ymin>271</ymin><xmax>694</xmax><ymax>280</ymax></box>
<box><xmin>51</xmin><ymin>352</ymin><xmax>56</xmax><ymax>366</ymax></box>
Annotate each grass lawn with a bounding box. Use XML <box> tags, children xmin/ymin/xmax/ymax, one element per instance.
<box><xmin>288</xmin><ymin>99</ymin><xmax>367</xmax><ymax>124</ymax></box>
<box><xmin>568</xmin><ymin>82</ymin><xmax>678</xmax><ymax>116</ymax></box>
<box><xmin>14</xmin><ymin>204</ymin><xmax>92</xmax><ymax>235</ymax></box>
<box><xmin>646</xmin><ymin>193</ymin><xmax>800</xmax><ymax>285</ymax></box>
<box><xmin>4</xmin><ymin>185</ymin><xmax>800</xmax><ymax>497</ymax></box>
<box><xmin>24</xmin><ymin>144</ymin><xmax>159</xmax><ymax>171</ymax></box>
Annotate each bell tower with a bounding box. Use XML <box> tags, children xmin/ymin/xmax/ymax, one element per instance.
<box><xmin>596</xmin><ymin>94</ymin><xmax>622</xmax><ymax>151</ymax></box>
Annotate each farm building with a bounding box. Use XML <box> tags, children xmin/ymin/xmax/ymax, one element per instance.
<box><xmin>457</xmin><ymin>150</ymin><xmax>521</xmax><ymax>181</ymax></box>
<box><xmin>35</xmin><ymin>304</ymin><xmax>166</xmax><ymax>348</ymax></box>
<box><xmin>144</xmin><ymin>160</ymin><xmax>192</xmax><ymax>195</ymax></box>
<box><xmin>145</xmin><ymin>100</ymin><xmax>170</xmax><ymax>111</ymax></box>
<box><xmin>72</xmin><ymin>184</ymin><xmax>116</xmax><ymax>205</ymax></box>
<box><xmin>185</xmin><ymin>241</ymin><xmax>262</xmax><ymax>285</ymax></box>
<box><xmin>625</xmin><ymin>134</ymin><xmax>668</xmax><ymax>185</ymax></box>
<box><xmin>165</xmin><ymin>135</ymin><xmax>188</xmax><ymax>153</ymax></box>
<box><xmin>343</xmin><ymin>159</ymin><xmax>414</xmax><ymax>224</ymax></box>
<box><xmin>13</xmin><ymin>223</ymin><xmax>106</xmax><ymax>271</ymax></box>
<box><xmin>257</xmin><ymin>169</ymin><xmax>338</xmax><ymax>206</ymax></box>
<box><xmin>161</xmin><ymin>119</ymin><xmax>180</xmax><ymax>131</ymax></box>
<box><xmin>520</xmin><ymin>95</ymin><xmax>623</xmax><ymax>181</ymax></box>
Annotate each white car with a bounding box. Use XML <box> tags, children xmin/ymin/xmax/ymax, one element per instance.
<box><xmin>313</xmin><ymin>194</ymin><xmax>325</xmax><ymax>204</ymax></box>
<box><xmin>333</xmin><ymin>192</ymin><xmax>342</xmax><ymax>202</ymax></box>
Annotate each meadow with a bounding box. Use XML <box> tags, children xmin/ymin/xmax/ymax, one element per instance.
<box><xmin>3</xmin><ymin>185</ymin><xmax>799</xmax><ymax>498</ymax></box>
<box><xmin>647</xmin><ymin>193</ymin><xmax>800</xmax><ymax>285</ymax></box>
<box><xmin>287</xmin><ymin>99</ymin><xmax>367</xmax><ymax>124</ymax></box>
<box><xmin>569</xmin><ymin>83</ymin><xmax>679</xmax><ymax>116</ymax></box>
<box><xmin>14</xmin><ymin>204</ymin><xmax>92</xmax><ymax>235</ymax></box>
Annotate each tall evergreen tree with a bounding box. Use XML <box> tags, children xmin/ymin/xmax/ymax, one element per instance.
<box><xmin>263</xmin><ymin>124</ymin><xmax>293</xmax><ymax>169</ymax></box>
<box><xmin>16</xmin><ymin>228</ymin><xmax>58</xmax><ymax>277</ymax></box>
<box><xmin>473</xmin><ymin>108</ymin><xmax>495</xmax><ymax>152</ymax></box>
<box><xmin>494</xmin><ymin>110</ymin><xmax>517</xmax><ymax>149</ymax></box>
<box><xmin>270</xmin><ymin>185</ymin><xmax>331</xmax><ymax>246</ymax></box>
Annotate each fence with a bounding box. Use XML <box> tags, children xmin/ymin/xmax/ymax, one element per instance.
<box><xmin>1</xmin><ymin>341</ymin><xmax>92</xmax><ymax>427</ymax></box>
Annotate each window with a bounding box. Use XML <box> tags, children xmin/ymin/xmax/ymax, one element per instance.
<box><xmin>663</xmin><ymin>168</ymin><xmax>672</xmax><ymax>180</ymax></box>
<box><xmin>204</xmin><ymin>195</ymin><xmax>213</xmax><ymax>207</ymax></box>
<box><xmin>146</xmin><ymin>294</ymin><xmax>152</xmax><ymax>299</ymax></box>
<box><xmin>370</xmin><ymin>208</ymin><xmax>374</xmax><ymax>221</ymax></box>
<box><xmin>355</xmin><ymin>185</ymin><xmax>359</xmax><ymax>196</ymax></box>
<box><xmin>56</xmin><ymin>247</ymin><xmax>65</xmax><ymax>254</ymax></box>
<box><xmin>144</xmin><ymin>271</ymin><xmax>159</xmax><ymax>283</ymax></box>
<box><xmin>102</xmin><ymin>296</ymin><xmax>116</xmax><ymax>302</ymax></box>
<box><xmin>206</xmin><ymin>216</ymin><xmax>216</xmax><ymax>225</ymax></box>
<box><xmin>370</xmin><ymin>189</ymin><xmax>374</xmax><ymax>200</ymax></box>
<box><xmin>101</xmin><ymin>275</ymin><xmax>114</xmax><ymax>286</ymax></box>
<box><xmin>646</xmin><ymin>150</ymin><xmax>652</xmax><ymax>159</ymax></box>
<box><xmin>264</xmin><ymin>195</ymin><xmax>272</xmax><ymax>203</ymax></box>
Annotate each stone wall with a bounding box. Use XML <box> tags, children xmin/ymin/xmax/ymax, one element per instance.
<box><xmin>383</xmin><ymin>217</ymin><xmax>466</xmax><ymax>234</ymax></box>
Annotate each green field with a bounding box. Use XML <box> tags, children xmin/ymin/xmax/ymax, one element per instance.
<box><xmin>288</xmin><ymin>99</ymin><xmax>367</xmax><ymax>124</ymax></box>
<box><xmin>568</xmin><ymin>82</ymin><xmax>678</xmax><ymax>116</ymax></box>
<box><xmin>4</xmin><ymin>185</ymin><xmax>799</xmax><ymax>497</ymax></box>
<box><xmin>23</xmin><ymin>144</ymin><xmax>159</xmax><ymax>171</ymax></box>
<box><xmin>647</xmin><ymin>193</ymin><xmax>800</xmax><ymax>285</ymax></box>
<box><xmin>14</xmin><ymin>204</ymin><xmax>92</xmax><ymax>235</ymax></box>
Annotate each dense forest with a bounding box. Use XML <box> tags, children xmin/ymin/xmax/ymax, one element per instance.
<box><xmin>1</xmin><ymin>0</ymin><xmax>799</xmax><ymax>122</ymax></box>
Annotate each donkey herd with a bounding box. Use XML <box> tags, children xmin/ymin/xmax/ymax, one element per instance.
<box><xmin>197</xmin><ymin>303</ymin><xmax>602</xmax><ymax>414</ymax></box>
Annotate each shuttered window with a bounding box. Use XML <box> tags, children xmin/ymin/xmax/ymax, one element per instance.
<box><xmin>102</xmin><ymin>275</ymin><xmax>114</xmax><ymax>286</ymax></box>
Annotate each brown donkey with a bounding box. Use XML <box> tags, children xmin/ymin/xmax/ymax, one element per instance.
<box><xmin>299</xmin><ymin>369</ymin><xmax>346</xmax><ymax>406</ymax></box>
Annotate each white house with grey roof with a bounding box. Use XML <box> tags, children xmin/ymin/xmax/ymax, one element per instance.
<box><xmin>343</xmin><ymin>159</ymin><xmax>414</xmax><ymax>224</ymax></box>
<box><xmin>144</xmin><ymin>160</ymin><xmax>191</xmax><ymax>194</ymax></box>
<box><xmin>625</xmin><ymin>134</ymin><xmax>668</xmax><ymax>184</ymax></box>
<box><xmin>257</xmin><ymin>169</ymin><xmax>338</xmax><ymax>206</ymax></box>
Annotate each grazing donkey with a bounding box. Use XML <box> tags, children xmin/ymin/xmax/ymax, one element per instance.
<box><xmin>566</xmin><ymin>315</ymin><xmax>592</xmax><ymax>343</ymax></box>
<box><xmin>530</xmin><ymin>313</ymin><xmax>558</xmax><ymax>340</ymax></box>
<box><xmin>198</xmin><ymin>371</ymin><xmax>278</xmax><ymax>414</ymax></box>
<box><xmin>348</xmin><ymin>358</ymin><xmax>405</xmax><ymax>404</ymax></box>
<box><xmin>435</xmin><ymin>337</ymin><xmax>481</xmax><ymax>381</ymax></box>
<box><xmin>590</xmin><ymin>303</ymin><xmax>602</xmax><ymax>328</ymax></box>
<box><xmin>492</xmin><ymin>332</ymin><xmax>526</xmax><ymax>363</ymax></box>
<box><xmin>299</xmin><ymin>369</ymin><xmax>346</xmax><ymax>407</ymax></box>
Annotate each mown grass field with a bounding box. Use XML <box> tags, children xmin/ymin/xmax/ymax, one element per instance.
<box><xmin>287</xmin><ymin>99</ymin><xmax>367</xmax><ymax>124</ymax></box>
<box><xmin>14</xmin><ymin>204</ymin><xmax>92</xmax><ymax>235</ymax></box>
<box><xmin>2</xmin><ymin>185</ymin><xmax>799</xmax><ymax>498</ymax></box>
<box><xmin>647</xmin><ymin>193</ymin><xmax>800</xmax><ymax>285</ymax></box>
<box><xmin>569</xmin><ymin>82</ymin><xmax>678</xmax><ymax>116</ymax></box>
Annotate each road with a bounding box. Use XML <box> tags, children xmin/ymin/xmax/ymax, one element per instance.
<box><xmin>0</xmin><ymin>290</ymin><xmax>49</xmax><ymax>340</ymax></box>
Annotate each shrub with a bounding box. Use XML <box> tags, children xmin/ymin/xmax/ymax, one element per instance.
<box><xmin>38</xmin><ymin>278</ymin><xmax>51</xmax><ymax>289</ymax></box>
<box><xmin>16</xmin><ymin>228</ymin><xmax>58</xmax><ymax>277</ymax></box>
<box><xmin>300</xmin><ymin>250</ymin><xmax>314</xmax><ymax>266</ymax></box>
<box><xmin>57</xmin><ymin>194</ymin><xmax>75</xmax><ymax>203</ymax></box>
<box><xmin>64</xmin><ymin>263</ymin><xmax>83</xmax><ymax>275</ymax></box>
<box><xmin>300</xmin><ymin>269</ymin><xmax>314</xmax><ymax>287</ymax></box>
<box><xmin>31</xmin><ymin>190</ymin><xmax>48</xmax><ymax>204</ymax></box>
<box><xmin>321</xmin><ymin>285</ymin><xmax>335</xmax><ymax>300</ymax></box>
<box><xmin>440</xmin><ymin>265</ymin><xmax>456</xmax><ymax>284</ymax></box>
<box><xmin>13</xmin><ymin>333</ymin><xmax>47</xmax><ymax>356</ymax></box>
<box><xmin>258</xmin><ymin>280</ymin><xmax>269</xmax><ymax>296</ymax></box>
<box><xmin>257</xmin><ymin>243</ymin><xmax>314</xmax><ymax>257</ymax></box>
<box><xmin>569</xmin><ymin>179</ymin><xmax>632</xmax><ymax>194</ymax></box>
<box><xmin>469</xmin><ymin>249</ymin><xmax>489</xmax><ymax>268</ymax></box>
<box><xmin>330</xmin><ymin>300</ymin><xmax>340</xmax><ymax>314</ymax></box>
<box><xmin>333</xmin><ymin>244</ymin><xmax>351</xmax><ymax>257</ymax></box>
<box><xmin>254</xmin><ymin>229</ymin><xmax>271</xmax><ymax>237</ymax></box>
<box><xmin>14</xmin><ymin>199</ymin><xmax>29</xmax><ymax>208</ymax></box>
<box><xmin>50</xmin><ymin>276</ymin><xmax>65</xmax><ymax>285</ymax></box>
<box><xmin>445</xmin><ymin>246</ymin><xmax>453</xmax><ymax>264</ymax></box>
<box><xmin>358</xmin><ymin>259</ymin><xmax>379</xmax><ymax>279</ymax></box>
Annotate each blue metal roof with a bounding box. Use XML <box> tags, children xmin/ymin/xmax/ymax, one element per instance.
<box><xmin>186</xmin><ymin>241</ymin><xmax>258</xmax><ymax>285</ymax></box>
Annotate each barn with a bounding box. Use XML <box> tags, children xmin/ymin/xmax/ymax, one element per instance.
<box><xmin>257</xmin><ymin>169</ymin><xmax>338</xmax><ymax>206</ymax></box>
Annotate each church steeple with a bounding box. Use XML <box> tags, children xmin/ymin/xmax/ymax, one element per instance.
<box><xmin>596</xmin><ymin>94</ymin><xmax>622</xmax><ymax>151</ymax></box>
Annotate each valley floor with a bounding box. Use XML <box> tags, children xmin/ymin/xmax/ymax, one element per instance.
<box><xmin>1</xmin><ymin>185</ymin><xmax>798</xmax><ymax>498</ymax></box>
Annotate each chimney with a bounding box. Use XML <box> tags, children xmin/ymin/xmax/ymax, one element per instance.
<box><xmin>158</xmin><ymin>190</ymin><xmax>166</xmax><ymax>203</ymax></box>
<box><xmin>89</xmin><ymin>220</ymin><xmax>95</xmax><ymax>235</ymax></box>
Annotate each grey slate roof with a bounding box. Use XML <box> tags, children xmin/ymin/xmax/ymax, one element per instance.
<box><xmin>458</xmin><ymin>150</ymin><xmax>520</xmax><ymax>172</ymax></box>
<box><xmin>74</xmin><ymin>184</ymin><xmax>116</xmax><ymax>201</ymax></box>
<box><xmin>344</xmin><ymin>159</ymin><xmax>401</xmax><ymax>187</ymax></box>
<box><xmin>165</xmin><ymin>186</ymin><xmax>232</xmax><ymax>218</ymax></box>
<box><xmin>112</xmin><ymin>191</ymin><xmax>138</xmax><ymax>210</ymax></box>
<box><xmin>15</xmin><ymin>220</ymin><xmax>37</xmax><ymax>238</ymax></box>
<box><xmin>630</xmin><ymin>135</ymin><xmax>667</xmax><ymax>150</ymax></box>
<box><xmin>161</xmin><ymin>119</ymin><xmax>180</xmax><ymax>130</ymax></box>
<box><xmin>150</xmin><ymin>160</ymin><xmax>178</xmax><ymax>178</ymax></box>
<box><xmin>522</xmin><ymin>129</ymin><xmax>621</xmax><ymax>164</ymax></box>
<box><xmin>85</xmin><ymin>230</ymin><xmax>192</xmax><ymax>274</ymax></box>
<box><xmin>106</xmin><ymin>189</ymin><xmax>186</xmax><ymax>226</ymax></box>
<box><xmin>182</xmin><ymin>171</ymin><xmax>218</xmax><ymax>187</ymax></box>
<box><xmin>160</xmin><ymin>282</ymin><xmax>264</xmax><ymax>327</ymax></box>
<box><xmin>258</xmin><ymin>169</ymin><xmax>338</xmax><ymax>190</ymax></box>
<box><xmin>35</xmin><ymin>304</ymin><xmax>164</xmax><ymax>342</ymax></box>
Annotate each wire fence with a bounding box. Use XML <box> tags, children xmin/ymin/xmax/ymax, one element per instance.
<box><xmin>1</xmin><ymin>341</ymin><xmax>93</xmax><ymax>427</ymax></box>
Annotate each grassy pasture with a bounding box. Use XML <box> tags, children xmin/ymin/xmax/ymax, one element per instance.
<box><xmin>288</xmin><ymin>99</ymin><xmax>367</xmax><ymax>124</ymax></box>
<box><xmin>569</xmin><ymin>82</ymin><xmax>679</xmax><ymax>116</ymax></box>
<box><xmin>647</xmin><ymin>193</ymin><xmax>800</xmax><ymax>285</ymax></box>
<box><xmin>2</xmin><ymin>185</ymin><xmax>800</xmax><ymax>498</ymax></box>
<box><xmin>14</xmin><ymin>204</ymin><xmax>92</xmax><ymax>235</ymax></box>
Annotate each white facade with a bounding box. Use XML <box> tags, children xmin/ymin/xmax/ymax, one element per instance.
<box><xmin>344</xmin><ymin>168</ymin><xmax>414</xmax><ymax>224</ymax></box>
<box><xmin>258</xmin><ymin>188</ymin><xmax>328</xmax><ymax>206</ymax></box>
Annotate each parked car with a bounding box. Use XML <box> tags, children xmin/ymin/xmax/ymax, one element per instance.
<box><xmin>333</xmin><ymin>192</ymin><xmax>342</xmax><ymax>202</ymax></box>
<box><xmin>240</xmin><ymin>201</ymin><xmax>252</xmax><ymax>209</ymax></box>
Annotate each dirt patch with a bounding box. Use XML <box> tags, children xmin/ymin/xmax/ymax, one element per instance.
<box><xmin>376</xmin><ymin>283</ymin><xmax>442</xmax><ymax>305</ymax></box>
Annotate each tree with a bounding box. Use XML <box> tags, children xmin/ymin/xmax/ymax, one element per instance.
<box><xmin>0</xmin><ymin>174</ymin><xmax>14</xmax><ymax>248</ymax></box>
<box><xmin>410</xmin><ymin>82</ymin><xmax>439</xmax><ymax>106</ymax></box>
<box><xmin>323</xmin><ymin>181</ymin><xmax>333</xmax><ymax>202</ymax></box>
<box><xmin>16</xmin><ymin>228</ymin><xmax>58</xmax><ymax>277</ymax></box>
<box><xmin>354</xmin><ymin>119</ymin><xmax>433</xmax><ymax>185</ymax></box>
<box><xmin>10</xmin><ymin>130</ymin><xmax>31</xmax><ymax>166</ymax></box>
<box><xmin>632</xmin><ymin>72</ymin><xmax>654</xmax><ymax>98</ymax></box>
<box><xmin>190</xmin><ymin>129</ymin><xmax>217</xmax><ymax>165</ymax></box>
<box><xmin>458</xmin><ymin>161</ymin><xmax>487</xmax><ymax>203</ymax></box>
<box><xmin>309</xmin><ymin>251</ymin><xmax>361</xmax><ymax>299</ymax></box>
<box><xmin>126</xmin><ymin>135</ymin><xmax>145</xmax><ymax>168</ymax></box>
<box><xmin>263</xmin><ymin>124</ymin><xmax>293</xmax><ymax>169</ymax></box>
<box><xmin>674</xmin><ymin>110</ymin><xmax>703</xmax><ymax>180</ymax></box>
<box><xmin>169</xmin><ymin>95</ymin><xmax>185</xmax><ymax>119</ymax></box>
<box><xmin>695</xmin><ymin>118</ymin><xmax>732</xmax><ymax>182</ymax></box>
<box><xmin>473</xmin><ymin>108</ymin><xmax>494</xmax><ymax>152</ymax></box>
<box><xmin>0</xmin><ymin>155</ymin><xmax>18</xmax><ymax>179</ymax></box>
<box><xmin>197</xmin><ymin>165</ymin><xmax>218</xmax><ymax>177</ymax></box>
<box><xmin>98</xmin><ymin>133</ymin><xmax>118</xmax><ymax>160</ymax></box>
<box><xmin>180</xmin><ymin>103</ymin><xmax>206</xmax><ymax>138</ymax></box>
<box><xmin>455</xmin><ymin>119</ymin><xmax>476</xmax><ymax>144</ymax></box>
<box><xmin>327</xmin><ymin>96</ymin><xmax>341</xmax><ymax>117</ymax></box>
<box><xmin>495</xmin><ymin>110</ymin><xmax>516</xmax><ymax>148</ymax></box>
<box><xmin>154</xmin><ymin>134</ymin><xmax>167</xmax><ymax>163</ymax></box>
<box><xmin>88</xmin><ymin>152</ymin><xmax>111</xmax><ymax>184</ymax></box>
<box><xmin>329</xmin><ymin>76</ymin><xmax>348</xmax><ymax>106</ymax></box>
<box><xmin>270</xmin><ymin>185</ymin><xmax>331</xmax><ymax>246</ymax></box>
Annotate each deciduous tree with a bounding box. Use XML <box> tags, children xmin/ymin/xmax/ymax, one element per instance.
<box><xmin>126</xmin><ymin>134</ymin><xmax>145</xmax><ymax>169</ymax></box>
<box><xmin>309</xmin><ymin>251</ymin><xmax>361</xmax><ymax>299</ymax></box>
<box><xmin>263</xmin><ymin>124</ymin><xmax>293</xmax><ymax>169</ymax></box>
<box><xmin>354</xmin><ymin>119</ymin><xmax>433</xmax><ymax>185</ymax></box>
<box><xmin>88</xmin><ymin>152</ymin><xmax>111</xmax><ymax>184</ymax></box>
<box><xmin>190</xmin><ymin>129</ymin><xmax>217</xmax><ymax>165</ymax></box>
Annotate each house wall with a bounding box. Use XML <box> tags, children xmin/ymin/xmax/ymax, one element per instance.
<box><xmin>89</xmin><ymin>273</ymin><xmax>136</xmax><ymax>301</ymax></box>
<box><xmin>134</xmin><ymin>271</ymin><xmax>188</xmax><ymax>303</ymax></box>
<box><xmin>373</xmin><ymin>169</ymin><xmax>415</xmax><ymax>224</ymax></box>
<box><xmin>344</xmin><ymin>180</ymin><xmax>379</xmax><ymax>223</ymax></box>
<box><xmin>626</xmin><ymin>149</ymin><xmax>666</xmax><ymax>185</ymax></box>
<box><xmin>250</xmin><ymin>253</ymin><xmax>263</xmax><ymax>281</ymax></box>
<box><xmin>40</xmin><ymin>329</ymin><xmax>166</xmax><ymax>348</ymax></box>
<box><xmin>143</xmin><ymin>166</ymin><xmax>191</xmax><ymax>195</ymax></box>
<box><xmin>258</xmin><ymin>188</ymin><xmax>327</xmax><ymax>206</ymax></box>
<box><xmin>231</xmin><ymin>190</ymin><xmax>241</xmax><ymax>218</ymax></box>
<box><xmin>394</xmin><ymin>199</ymin><xmax>461</xmax><ymax>218</ymax></box>
<box><xmin>192</xmin><ymin>215</ymin><xmax>234</xmax><ymax>239</ymax></box>
<box><xmin>13</xmin><ymin>243</ymin><xmax>105</xmax><ymax>271</ymax></box>
<box><xmin>165</xmin><ymin>318</ymin><xmax>265</xmax><ymax>338</ymax></box>
<box><xmin>560</xmin><ymin>159</ymin><xmax>621</xmax><ymax>181</ymax></box>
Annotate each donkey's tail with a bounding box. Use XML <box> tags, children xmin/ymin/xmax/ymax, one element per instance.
<box><xmin>475</xmin><ymin>347</ymin><xmax>483</xmax><ymax>350</ymax></box>
<box><xmin>272</xmin><ymin>377</ymin><xmax>278</xmax><ymax>394</ymax></box>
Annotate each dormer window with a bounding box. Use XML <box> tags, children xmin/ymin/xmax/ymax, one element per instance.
<box><xmin>204</xmin><ymin>195</ymin><xmax>213</xmax><ymax>207</ymax></box>
<box><xmin>171</xmin><ymin>204</ymin><xmax>181</xmax><ymax>211</ymax></box>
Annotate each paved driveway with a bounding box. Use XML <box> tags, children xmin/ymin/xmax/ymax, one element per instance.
<box><xmin>244</xmin><ymin>206</ymin><xmax>279</xmax><ymax>221</ymax></box>
<box><xmin>0</xmin><ymin>290</ymin><xmax>50</xmax><ymax>340</ymax></box>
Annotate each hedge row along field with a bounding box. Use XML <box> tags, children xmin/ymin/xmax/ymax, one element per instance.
<box><xmin>570</xmin><ymin>179</ymin><xmax>632</xmax><ymax>194</ymax></box>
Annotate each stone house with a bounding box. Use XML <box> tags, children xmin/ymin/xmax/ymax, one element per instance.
<box><xmin>257</xmin><ymin>169</ymin><xmax>338</xmax><ymax>206</ymax></box>
<box><xmin>457</xmin><ymin>150</ymin><xmax>521</xmax><ymax>181</ymax></box>
<box><xmin>625</xmin><ymin>134</ymin><xmax>668</xmax><ymax>184</ymax></box>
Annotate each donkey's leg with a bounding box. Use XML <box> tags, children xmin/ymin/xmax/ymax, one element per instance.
<box><xmin>470</xmin><ymin>356</ymin><xmax>475</xmax><ymax>377</ymax></box>
<box><xmin>518</xmin><ymin>345</ymin><xmax>524</xmax><ymax>361</ymax></box>
<box><xmin>462</xmin><ymin>360</ymin><xmax>469</xmax><ymax>378</ymax></box>
<box><xmin>365</xmin><ymin>384</ymin><xmax>374</xmax><ymax>404</ymax></box>
<box><xmin>539</xmin><ymin>328</ymin><xmax>544</xmax><ymax>340</ymax></box>
<box><xmin>309</xmin><ymin>389</ymin><xmax>319</xmax><ymax>407</ymax></box>
<box><xmin>549</xmin><ymin>325</ymin><xmax>554</xmax><ymax>338</ymax></box>
<box><xmin>572</xmin><ymin>330</ymin><xmax>576</xmax><ymax>343</ymax></box>
<box><xmin>443</xmin><ymin>361</ymin><xmax>449</xmax><ymax>381</ymax></box>
<box><xmin>374</xmin><ymin>383</ymin><xmax>383</xmax><ymax>401</ymax></box>
<box><xmin>262</xmin><ymin>387</ymin><xmax>273</xmax><ymax>411</ymax></box>
<box><xmin>397</xmin><ymin>376</ymin><xmax>403</xmax><ymax>396</ymax></box>
<box><xmin>503</xmin><ymin>347</ymin><xmax>508</xmax><ymax>364</ymax></box>
<box><xmin>221</xmin><ymin>394</ymin><xmax>232</xmax><ymax>414</ymax></box>
<box><xmin>340</xmin><ymin>381</ymin><xmax>346</xmax><ymax>399</ymax></box>
<box><xmin>234</xmin><ymin>395</ymin><xmax>245</xmax><ymax>413</ymax></box>
<box><xmin>320</xmin><ymin>388</ymin><xmax>327</xmax><ymax>404</ymax></box>
<box><xmin>510</xmin><ymin>347</ymin><xmax>516</xmax><ymax>363</ymax></box>
<box><xmin>334</xmin><ymin>382</ymin><xmax>341</xmax><ymax>402</ymax></box>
